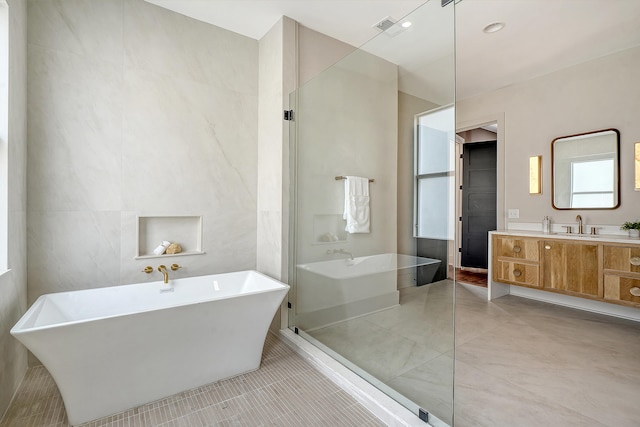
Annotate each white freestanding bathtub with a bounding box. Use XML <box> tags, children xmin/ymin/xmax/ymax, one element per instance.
<box><xmin>295</xmin><ymin>253</ymin><xmax>440</xmax><ymax>330</ymax></box>
<box><xmin>11</xmin><ymin>270</ymin><xmax>289</xmax><ymax>426</ymax></box>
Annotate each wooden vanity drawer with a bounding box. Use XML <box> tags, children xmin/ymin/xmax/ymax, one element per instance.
<box><xmin>494</xmin><ymin>261</ymin><xmax>540</xmax><ymax>288</ymax></box>
<box><xmin>493</xmin><ymin>236</ymin><xmax>540</xmax><ymax>261</ymax></box>
<box><xmin>603</xmin><ymin>275</ymin><xmax>640</xmax><ymax>307</ymax></box>
<box><xmin>603</xmin><ymin>245</ymin><xmax>640</xmax><ymax>274</ymax></box>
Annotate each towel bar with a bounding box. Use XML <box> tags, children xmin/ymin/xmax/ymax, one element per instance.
<box><xmin>335</xmin><ymin>176</ymin><xmax>374</xmax><ymax>183</ymax></box>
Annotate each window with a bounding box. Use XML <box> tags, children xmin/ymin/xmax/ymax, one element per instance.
<box><xmin>570</xmin><ymin>159</ymin><xmax>615</xmax><ymax>208</ymax></box>
<box><xmin>414</xmin><ymin>105</ymin><xmax>455</xmax><ymax>240</ymax></box>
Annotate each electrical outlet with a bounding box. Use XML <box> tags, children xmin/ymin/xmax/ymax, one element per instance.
<box><xmin>508</xmin><ymin>209</ymin><xmax>520</xmax><ymax>219</ymax></box>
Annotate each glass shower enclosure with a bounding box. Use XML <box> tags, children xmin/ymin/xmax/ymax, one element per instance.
<box><xmin>288</xmin><ymin>1</ymin><xmax>456</xmax><ymax>425</ymax></box>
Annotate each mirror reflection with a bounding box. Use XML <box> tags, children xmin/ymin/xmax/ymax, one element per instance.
<box><xmin>552</xmin><ymin>129</ymin><xmax>619</xmax><ymax>209</ymax></box>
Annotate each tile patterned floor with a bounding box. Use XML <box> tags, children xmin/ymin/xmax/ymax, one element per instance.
<box><xmin>0</xmin><ymin>334</ymin><xmax>385</xmax><ymax>427</ymax></box>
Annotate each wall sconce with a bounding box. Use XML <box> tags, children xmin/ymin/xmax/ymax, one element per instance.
<box><xmin>635</xmin><ymin>143</ymin><xmax>640</xmax><ymax>191</ymax></box>
<box><xmin>529</xmin><ymin>155</ymin><xmax>542</xmax><ymax>194</ymax></box>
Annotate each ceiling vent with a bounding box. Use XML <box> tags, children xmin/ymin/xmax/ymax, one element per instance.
<box><xmin>373</xmin><ymin>16</ymin><xmax>396</xmax><ymax>32</ymax></box>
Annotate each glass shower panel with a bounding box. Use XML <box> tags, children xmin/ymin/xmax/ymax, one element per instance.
<box><xmin>289</xmin><ymin>0</ymin><xmax>455</xmax><ymax>425</ymax></box>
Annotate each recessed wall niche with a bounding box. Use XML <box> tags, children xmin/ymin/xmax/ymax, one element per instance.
<box><xmin>136</xmin><ymin>216</ymin><xmax>204</xmax><ymax>259</ymax></box>
<box><xmin>313</xmin><ymin>214</ymin><xmax>348</xmax><ymax>244</ymax></box>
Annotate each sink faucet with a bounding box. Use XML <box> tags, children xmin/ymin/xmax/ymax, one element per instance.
<box><xmin>576</xmin><ymin>215</ymin><xmax>583</xmax><ymax>234</ymax></box>
<box><xmin>327</xmin><ymin>248</ymin><xmax>354</xmax><ymax>260</ymax></box>
<box><xmin>158</xmin><ymin>265</ymin><xmax>169</xmax><ymax>284</ymax></box>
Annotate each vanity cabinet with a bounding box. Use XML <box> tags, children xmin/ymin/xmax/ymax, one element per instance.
<box><xmin>491</xmin><ymin>234</ymin><xmax>640</xmax><ymax>309</ymax></box>
<box><xmin>492</xmin><ymin>236</ymin><xmax>540</xmax><ymax>288</ymax></box>
<box><xmin>603</xmin><ymin>245</ymin><xmax>640</xmax><ymax>274</ymax></box>
<box><xmin>542</xmin><ymin>240</ymin><xmax>599</xmax><ymax>298</ymax></box>
<box><xmin>602</xmin><ymin>245</ymin><xmax>640</xmax><ymax>307</ymax></box>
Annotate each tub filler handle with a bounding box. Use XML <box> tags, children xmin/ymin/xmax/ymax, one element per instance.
<box><xmin>142</xmin><ymin>266</ymin><xmax>153</xmax><ymax>274</ymax></box>
<box><xmin>170</xmin><ymin>263</ymin><xmax>182</xmax><ymax>271</ymax></box>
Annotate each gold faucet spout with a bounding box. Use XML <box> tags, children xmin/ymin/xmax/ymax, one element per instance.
<box><xmin>158</xmin><ymin>265</ymin><xmax>169</xmax><ymax>284</ymax></box>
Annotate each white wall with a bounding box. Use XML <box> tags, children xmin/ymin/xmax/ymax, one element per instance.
<box><xmin>457</xmin><ymin>45</ymin><xmax>640</xmax><ymax>227</ymax></box>
<box><xmin>297</xmin><ymin>25</ymin><xmax>355</xmax><ymax>87</ymax></box>
<box><xmin>27</xmin><ymin>0</ymin><xmax>259</xmax><ymax>303</ymax></box>
<box><xmin>0</xmin><ymin>0</ymin><xmax>27</xmax><ymax>418</ymax></box>
<box><xmin>257</xmin><ymin>16</ymin><xmax>297</xmax><ymax>283</ymax></box>
<box><xmin>257</xmin><ymin>18</ymin><xmax>286</xmax><ymax>281</ymax></box>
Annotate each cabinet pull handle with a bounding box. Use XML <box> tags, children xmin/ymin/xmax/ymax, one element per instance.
<box><xmin>513</xmin><ymin>245</ymin><xmax>522</xmax><ymax>253</ymax></box>
<box><xmin>513</xmin><ymin>269</ymin><xmax>522</xmax><ymax>277</ymax></box>
<box><xmin>630</xmin><ymin>257</ymin><xmax>640</xmax><ymax>266</ymax></box>
<box><xmin>630</xmin><ymin>287</ymin><xmax>640</xmax><ymax>297</ymax></box>
<box><xmin>544</xmin><ymin>245</ymin><xmax>551</xmax><ymax>250</ymax></box>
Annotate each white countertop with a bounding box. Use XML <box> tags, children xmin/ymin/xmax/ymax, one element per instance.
<box><xmin>490</xmin><ymin>229</ymin><xmax>640</xmax><ymax>245</ymax></box>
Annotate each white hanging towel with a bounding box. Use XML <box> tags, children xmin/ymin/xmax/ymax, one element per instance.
<box><xmin>343</xmin><ymin>176</ymin><xmax>370</xmax><ymax>233</ymax></box>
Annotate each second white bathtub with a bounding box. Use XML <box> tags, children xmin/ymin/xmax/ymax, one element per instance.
<box><xmin>295</xmin><ymin>253</ymin><xmax>440</xmax><ymax>330</ymax></box>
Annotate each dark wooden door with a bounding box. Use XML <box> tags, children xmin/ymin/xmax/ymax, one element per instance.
<box><xmin>461</xmin><ymin>141</ymin><xmax>497</xmax><ymax>269</ymax></box>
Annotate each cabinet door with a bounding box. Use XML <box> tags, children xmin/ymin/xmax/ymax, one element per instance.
<box><xmin>603</xmin><ymin>246</ymin><xmax>640</xmax><ymax>274</ymax></box>
<box><xmin>493</xmin><ymin>236</ymin><xmax>539</xmax><ymax>261</ymax></box>
<box><xmin>542</xmin><ymin>240</ymin><xmax>599</xmax><ymax>297</ymax></box>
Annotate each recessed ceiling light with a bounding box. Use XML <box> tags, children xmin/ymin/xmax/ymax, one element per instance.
<box><xmin>401</xmin><ymin>21</ymin><xmax>412</xmax><ymax>28</ymax></box>
<box><xmin>483</xmin><ymin>22</ymin><xmax>505</xmax><ymax>33</ymax></box>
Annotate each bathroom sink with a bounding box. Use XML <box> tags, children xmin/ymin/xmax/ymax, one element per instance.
<box><xmin>547</xmin><ymin>232</ymin><xmax>598</xmax><ymax>238</ymax></box>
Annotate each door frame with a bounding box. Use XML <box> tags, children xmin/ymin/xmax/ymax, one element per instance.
<box><xmin>456</xmin><ymin>113</ymin><xmax>505</xmax><ymax>270</ymax></box>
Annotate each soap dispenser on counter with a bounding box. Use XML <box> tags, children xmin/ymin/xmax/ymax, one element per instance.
<box><xmin>542</xmin><ymin>216</ymin><xmax>551</xmax><ymax>234</ymax></box>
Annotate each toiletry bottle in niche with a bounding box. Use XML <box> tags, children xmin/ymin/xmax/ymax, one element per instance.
<box><xmin>153</xmin><ymin>240</ymin><xmax>171</xmax><ymax>255</ymax></box>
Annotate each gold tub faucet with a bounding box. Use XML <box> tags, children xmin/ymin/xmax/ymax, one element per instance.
<box><xmin>158</xmin><ymin>265</ymin><xmax>169</xmax><ymax>284</ymax></box>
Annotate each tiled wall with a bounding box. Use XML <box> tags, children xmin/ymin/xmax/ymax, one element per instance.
<box><xmin>0</xmin><ymin>0</ymin><xmax>28</xmax><ymax>417</ymax></box>
<box><xmin>26</xmin><ymin>0</ymin><xmax>259</xmax><ymax>303</ymax></box>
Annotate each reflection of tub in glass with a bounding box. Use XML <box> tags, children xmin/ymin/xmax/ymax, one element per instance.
<box><xmin>295</xmin><ymin>253</ymin><xmax>441</xmax><ymax>330</ymax></box>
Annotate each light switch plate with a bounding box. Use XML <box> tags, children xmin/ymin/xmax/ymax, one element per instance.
<box><xmin>508</xmin><ymin>209</ymin><xmax>520</xmax><ymax>219</ymax></box>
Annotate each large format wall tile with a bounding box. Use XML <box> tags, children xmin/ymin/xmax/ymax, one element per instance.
<box><xmin>256</xmin><ymin>210</ymin><xmax>282</xmax><ymax>278</ymax></box>
<box><xmin>27</xmin><ymin>46</ymin><xmax>123</xmax><ymax>212</ymax></box>
<box><xmin>27</xmin><ymin>211</ymin><xmax>122</xmax><ymax>302</ymax></box>
<box><xmin>121</xmin><ymin>68</ymin><xmax>257</xmax><ymax>212</ymax></box>
<box><xmin>27</xmin><ymin>0</ymin><xmax>123</xmax><ymax>65</ymax></box>
<box><xmin>118</xmin><ymin>209</ymin><xmax>256</xmax><ymax>285</ymax></box>
<box><xmin>123</xmin><ymin>0</ymin><xmax>257</xmax><ymax>95</ymax></box>
<box><xmin>0</xmin><ymin>271</ymin><xmax>28</xmax><ymax>419</ymax></box>
<box><xmin>26</xmin><ymin>0</ymin><xmax>259</xmax><ymax>304</ymax></box>
<box><xmin>295</xmin><ymin>49</ymin><xmax>398</xmax><ymax>264</ymax></box>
